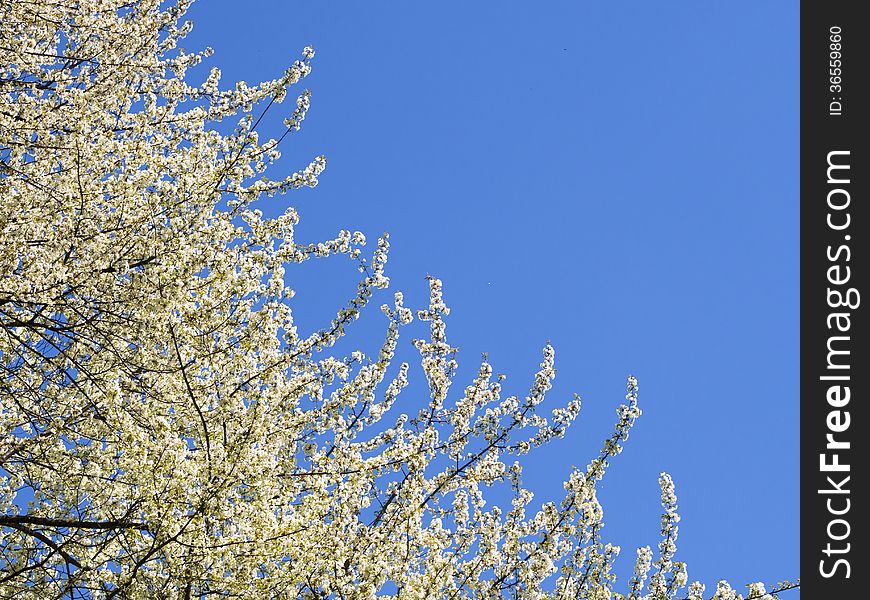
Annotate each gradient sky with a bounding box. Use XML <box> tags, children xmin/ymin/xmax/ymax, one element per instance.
<box><xmin>187</xmin><ymin>1</ymin><xmax>800</xmax><ymax>595</ymax></box>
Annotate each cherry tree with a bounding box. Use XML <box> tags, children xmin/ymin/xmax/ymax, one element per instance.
<box><xmin>0</xmin><ymin>1</ymin><xmax>796</xmax><ymax>598</ymax></box>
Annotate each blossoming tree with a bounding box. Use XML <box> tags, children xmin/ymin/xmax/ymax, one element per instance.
<box><xmin>0</xmin><ymin>1</ymin><xmax>796</xmax><ymax>598</ymax></box>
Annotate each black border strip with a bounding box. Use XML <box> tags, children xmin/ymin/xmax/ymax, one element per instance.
<box><xmin>801</xmin><ymin>2</ymin><xmax>867</xmax><ymax>596</ymax></box>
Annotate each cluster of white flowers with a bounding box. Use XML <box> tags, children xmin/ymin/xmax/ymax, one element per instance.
<box><xmin>283</xmin><ymin>90</ymin><xmax>312</xmax><ymax>132</ymax></box>
<box><xmin>629</xmin><ymin>546</ymin><xmax>654</xmax><ymax>599</ymax></box>
<box><xmin>0</xmin><ymin>1</ymin><xmax>796</xmax><ymax>598</ymax></box>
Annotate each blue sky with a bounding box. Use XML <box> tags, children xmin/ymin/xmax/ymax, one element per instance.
<box><xmin>187</xmin><ymin>1</ymin><xmax>799</xmax><ymax>594</ymax></box>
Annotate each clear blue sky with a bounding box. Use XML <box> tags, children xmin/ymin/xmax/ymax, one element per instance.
<box><xmin>187</xmin><ymin>1</ymin><xmax>799</xmax><ymax>594</ymax></box>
